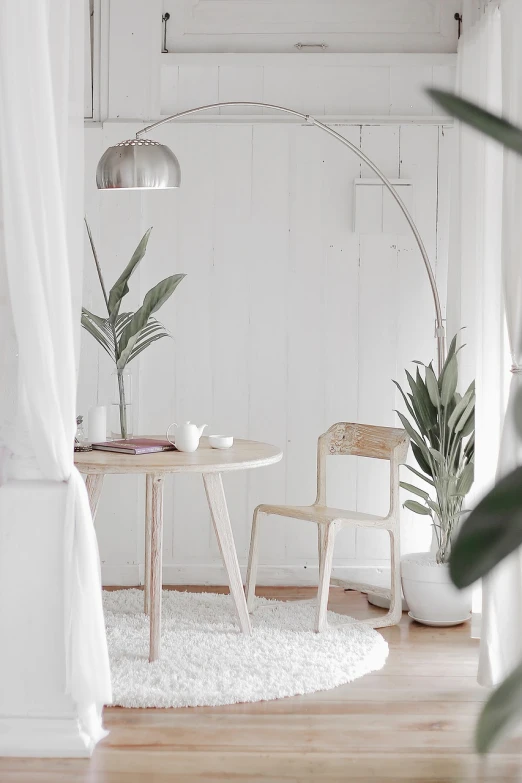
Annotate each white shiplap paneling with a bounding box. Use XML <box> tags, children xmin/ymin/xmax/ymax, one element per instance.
<box><xmin>160</xmin><ymin>54</ymin><xmax>456</xmax><ymax>120</ymax></box>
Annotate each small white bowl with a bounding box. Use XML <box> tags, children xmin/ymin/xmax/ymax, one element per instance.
<box><xmin>208</xmin><ymin>435</ymin><xmax>234</xmax><ymax>449</ymax></box>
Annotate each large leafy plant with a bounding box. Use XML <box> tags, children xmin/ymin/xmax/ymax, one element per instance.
<box><xmin>395</xmin><ymin>335</ymin><xmax>475</xmax><ymax>564</ymax></box>
<box><xmin>429</xmin><ymin>87</ymin><xmax>522</xmax><ymax>752</ymax></box>
<box><xmin>82</xmin><ymin>221</ymin><xmax>185</xmax><ymax>437</ymax></box>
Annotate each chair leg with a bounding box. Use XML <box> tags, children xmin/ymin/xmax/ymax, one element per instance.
<box><xmin>363</xmin><ymin>527</ymin><xmax>402</xmax><ymax>629</ymax></box>
<box><xmin>245</xmin><ymin>506</ymin><xmax>263</xmax><ymax>612</ymax></box>
<box><xmin>388</xmin><ymin>529</ymin><xmax>402</xmax><ymax>625</ymax></box>
<box><xmin>317</xmin><ymin>523</ymin><xmax>326</xmax><ymax>569</ymax></box>
<box><xmin>315</xmin><ymin>522</ymin><xmax>336</xmax><ymax>633</ymax></box>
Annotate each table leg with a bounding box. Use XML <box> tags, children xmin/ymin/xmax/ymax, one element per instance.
<box><xmin>203</xmin><ymin>472</ymin><xmax>252</xmax><ymax>636</ymax></box>
<box><xmin>144</xmin><ymin>474</ymin><xmax>153</xmax><ymax>615</ymax></box>
<box><xmin>149</xmin><ymin>474</ymin><xmax>164</xmax><ymax>662</ymax></box>
<box><xmin>85</xmin><ymin>474</ymin><xmax>105</xmax><ymax>520</ymax></box>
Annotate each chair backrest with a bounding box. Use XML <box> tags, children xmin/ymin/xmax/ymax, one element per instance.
<box><xmin>316</xmin><ymin>422</ymin><xmax>409</xmax><ymax>509</ymax></box>
<box><xmin>320</xmin><ymin>422</ymin><xmax>409</xmax><ymax>461</ymax></box>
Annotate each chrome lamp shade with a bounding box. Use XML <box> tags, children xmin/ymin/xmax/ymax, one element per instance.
<box><xmin>96</xmin><ymin>138</ymin><xmax>181</xmax><ymax>190</ymax></box>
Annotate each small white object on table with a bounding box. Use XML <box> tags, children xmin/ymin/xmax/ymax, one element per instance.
<box><xmin>74</xmin><ymin>436</ymin><xmax>282</xmax><ymax>662</ymax></box>
<box><xmin>208</xmin><ymin>435</ymin><xmax>233</xmax><ymax>449</ymax></box>
<box><xmin>87</xmin><ymin>405</ymin><xmax>107</xmax><ymax>444</ymax></box>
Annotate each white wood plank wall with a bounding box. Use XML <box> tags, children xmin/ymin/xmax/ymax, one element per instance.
<box><xmin>159</xmin><ymin>54</ymin><xmax>455</xmax><ymax>119</ymax></box>
<box><xmin>80</xmin><ymin>116</ymin><xmax>451</xmax><ymax>587</ymax></box>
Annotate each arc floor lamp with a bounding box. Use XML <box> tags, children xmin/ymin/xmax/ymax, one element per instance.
<box><xmin>96</xmin><ymin>101</ymin><xmax>446</xmax><ymax>372</ymax></box>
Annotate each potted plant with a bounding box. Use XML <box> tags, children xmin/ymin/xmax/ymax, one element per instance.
<box><xmin>81</xmin><ymin>221</ymin><xmax>185</xmax><ymax>438</ymax></box>
<box><xmin>395</xmin><ymin>335</ymin><xmax>475</xmax><ymax>625</ymax></box>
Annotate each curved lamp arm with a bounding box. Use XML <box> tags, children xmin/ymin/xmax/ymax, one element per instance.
<box><xmin>138</xmin><ymin>101</ymin><xmax>446</xmax><ymax>372</ymax></box>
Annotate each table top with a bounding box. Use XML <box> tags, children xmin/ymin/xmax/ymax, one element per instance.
<box><xmin>74</xmin><ymin>437</ymin><xmax>283</xmax><ymax>475</ymax></box>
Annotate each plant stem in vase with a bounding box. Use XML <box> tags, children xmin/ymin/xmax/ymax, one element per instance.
<box><xmin>112</xmin><ymin>367</ymin><xmax>132</xmax><ymax>439</ymax></box>
<box><xmin>117</xmin><ymin>369</ymin><xmax>127</xmax><ymax>438</ymax></box>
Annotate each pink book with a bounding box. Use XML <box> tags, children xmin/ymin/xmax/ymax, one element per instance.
<box><xmin>92</xmin><ymin>438</ymin><xmax>176</xmax><ymax>455</ymax></box>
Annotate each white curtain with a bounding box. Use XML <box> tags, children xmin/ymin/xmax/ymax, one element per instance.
<box><xmin>447</xmin><ymin>4</ymin><xmax>506</xmax><ymax>505</ymax></box>
<box><xmin>478</xmin><ymin>0</ymin><xmax>522</xmax><ymax>687</ymax></box>
<box><xmin>0</xmin><ymin>0</ymin><xmax>111</xmax><ymax>743</ymax></box>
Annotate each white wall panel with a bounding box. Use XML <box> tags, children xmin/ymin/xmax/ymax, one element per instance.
<box><xmin>160</xmin><ymin>54</ymin><xmax>456</xmax><ymax>120</ymax></box>
<box><xmin>162</xmin><ymin>0</ymin><xmax>459</xmax><ymax>53</ymax></box>
<box><xmin>390</xmin><ymin>66</ymin><xmax>435</xmax><ymax>115</ymax></box>
<box><xmin>82</xmin><ymin>117</ymin><xmax>452</xmax><ymax>585</ymax></box>
<box><xmin>246</xmin><ymin>125</ymin><xmax>291</xmax><ymax>565</ymax></box>
<box><xmin>107</xmin><ymin>0</ymin><xmax>162</xmax><ymax>119</ymax></box>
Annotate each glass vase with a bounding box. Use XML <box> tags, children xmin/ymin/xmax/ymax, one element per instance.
<box><xmin>111</xmin><ymin>368</ymin><xmax>133</xmax><ymax>439</ymax></box>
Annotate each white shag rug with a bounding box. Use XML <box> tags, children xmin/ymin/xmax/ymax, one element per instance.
<box><xmin>104</xmin><ymin>589</ymin><xmax>388</xmax><ymax>709</ymax></box>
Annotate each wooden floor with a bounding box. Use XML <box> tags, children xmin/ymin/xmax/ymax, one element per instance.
<box><xmin>2</xmin><ymin>586</ymin><xmax>522</xmax><ymax>782</ymax></box>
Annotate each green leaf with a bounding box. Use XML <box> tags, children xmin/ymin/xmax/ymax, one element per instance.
<box><xmin>459</xmin><ymin>409</ymin><xmax>475</xmax><ymax>439</ymax></box>
<box><xmin>456</xmin><ymin>462</ymin><xmax>474</xmax><ymax>497</ymax></box>
<box><xmin>405</xmin><ymin>369</ymin><xmax>418</xmax><ymax>399</ymax></box>
<box><xmin>449</xmin><ymin>466</ymin><xmax>522</xmax><ymax>588</ymax></box>
<box><xmin>395</xmin><ymin>411</ymin><xmax>432</xmax><ymax>465</ymax></box>
<box><xmin>439</xmin><ymin>333</ymin><xmax>458</xmax><ymax>386</ymax></box>
<box><xmin>429</xmin><ymin>447</ymin><xmax>443</xmax><ymax>464</ymax></box>
<box><xmin>400</xmin><ymin>481</ymin><xmax>430</xmax><ymax>500</ymax></box>
<box><xmin>441</xmin><ymin>356</ymin><xmax>458</xmax><ymax>406</ymax></box>
<box><xmin>114</xmin><ymin>312</ymin><xmax>134</xmax><ymax>338</ymax></box>
<box><xmin>118</xmin><ymin>273</ymin><xmax>185</xmax><ymax>366</ymax></box>
<box><xmin>128</xmin><ymin>331</ymin><xmax>170</xmax><ymax>363</ymax></box>
<box><xmin>465</xmin><ymin>432</ymin><xmax>475</xmax><ymax>460</ymax></box>
<box><xmin>81</xmin><ymin>309</ymin><xmax>115</xmax><ymax>360</ymax></box>
<box><xmin>82</xmin><ymin>307</ymin><xmax>111</xmax><ymax>334</ymax></box>
<box><xmin>448</xmin><ymin>390</ymin><xmax>473</xmax><ymax>432</ymax></box>
<box><xmin>476</xmin><ymin>660</ymin><xmax>522</xmax><ymax>753</ymax></box>
<box><xmin>411</xmin><ymin>442</ymin><xmax>433</xmax><ymax>479</ymax></box>
<box><xmin>107</xmin><ymin>228</ymin><xmax>152</xmax><ymax>320</ymax></box>
<box><xmin>428</xmin><ymin>89</ymin><xmax>522</xmax><ymax>157</ymax></box>
<box><xmin>127</xmin><ymin>319</ymin><xmax>171</xmax><ymax>363</ymax></box>
<box><xmin>455</xmin><ymin>397</ymin><xmax>475</xmax><ymax>434</ymax></box>
<box><xmin>404</xmin><ymin>464</ymin><xmax>435</xmax><ymax>486</ymax></box>
<box><xmin>404</xmin><ymin>500</ymin><xmax>431</xmax><ymax>516</ymax></box>
<box><xmin>452</xmin><ymin>440</ymin><xmax>463</xmax><ymax>473</ymax></box>
<box><xmin>427</xmin><ymin>499</ymin><xmax>441</xmax><ymax>517</ymax></box>
<box><xmin>412</xmin><ymin>368</ymin><xmax>437</xmax><ymax>431</ymax></box>
<box><xmin>425</xmin><ymin>364</ymin><xmax>440</xmax><ymax>407</ymax></box>
<box><xmin>393</xmin><ymin>380</ymin><xmax>420</xmax><ymax>427</ymax></box>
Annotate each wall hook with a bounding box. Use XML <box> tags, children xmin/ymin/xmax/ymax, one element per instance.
<box><xmin>454</xmin><ymin>12</ymin><xmax>463</xmax><ymax>39</ymax></box>
<box><xmin>162</xmin><ymin>12</ymin><xmax>170</xmax><ymax>54</ymax></box>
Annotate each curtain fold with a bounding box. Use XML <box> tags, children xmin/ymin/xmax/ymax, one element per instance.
<box><xmin>447</xmin><ymin>5</ymin><xmax>506</xmax><ymax>505</ymax></box>
<box><xmin>478</xmin><ymin>0</ymin><xmax>522</xmax><ymax>687</ymax></box>
<box><xmin>0</xmin><ymin>0</ymin><xmax>111</xmax><ymax>743</ymax></box>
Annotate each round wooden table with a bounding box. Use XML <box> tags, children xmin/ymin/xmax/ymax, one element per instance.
<box><xmin>74</xmin><ymin>437</ymin><xmax>282</xmax><ymax>661</ymax></box>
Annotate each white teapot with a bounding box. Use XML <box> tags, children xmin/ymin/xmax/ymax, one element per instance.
<box><xmin>166</xmin><ymin>421</ymin><xmax>207</xmax><ymax>453</ymax></box>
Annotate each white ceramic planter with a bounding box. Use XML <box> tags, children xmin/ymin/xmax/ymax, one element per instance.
<box><xmin>401</xmin><ymin>552</ymin><xmax>471</xmax><ymax>626</ymax></box>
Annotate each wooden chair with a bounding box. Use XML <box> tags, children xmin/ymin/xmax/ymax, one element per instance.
<box><xmin>245</xmin><ymin>422</ymin><xmax>409</xmax><ymax>632</ymax></box>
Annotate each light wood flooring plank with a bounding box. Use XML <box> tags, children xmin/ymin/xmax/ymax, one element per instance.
<box><xmin>1</xmin><ymin>587</ymin><xmax>521</xmax><ymax>782</ymax></box>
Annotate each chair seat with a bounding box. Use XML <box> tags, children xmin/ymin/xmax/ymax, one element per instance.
<box><xmin>257</xmin><ymin>503</ymin><xmax>386</xmax><ymax>526</ymax></box>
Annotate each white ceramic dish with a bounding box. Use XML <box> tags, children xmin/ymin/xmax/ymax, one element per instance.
<box><xmin>407</xmin><ymin>611</ymin><xmax>471</xmax><ymax>627</ymax></box>
<box><xmin>208</xmin><ymin>435</ymin><xmax>234</xmax><ymax>449</ymax></box>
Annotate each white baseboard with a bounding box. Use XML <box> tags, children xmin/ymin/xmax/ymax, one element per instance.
<box><xmin>102</xmin><ymin>563</ymin><xmax>391</xmax><ymax>588</ymax></box>
<box><xmin>101</xmin><ymin>564</ymin><xmax>141</xmax><ymax>586</ymax></box>
<box><xmin>471</xmin><ymin>612</ymin><xmax>482</xmax><ymax>639</ymax></box>
<box><xmin>0</xmin><ymin>717</ymin><xmax>94</xmax><ymax>758</ymax></box>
